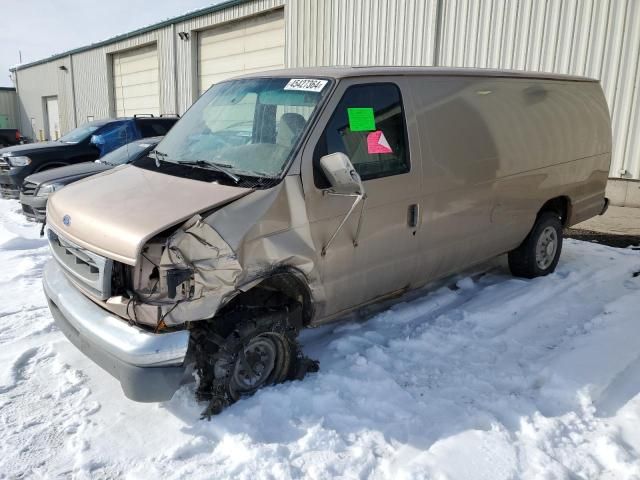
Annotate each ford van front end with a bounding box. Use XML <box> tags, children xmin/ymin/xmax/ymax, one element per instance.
<box><xmin>42</xmin><ymin>75</ymin><xmax>332</xmax><ymax>405</ymax></box>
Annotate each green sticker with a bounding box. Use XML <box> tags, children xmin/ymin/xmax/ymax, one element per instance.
<box><xmin>347</xmin><ymin>107</ymin><xmax>376</xmax><ymax>132</ymax></box>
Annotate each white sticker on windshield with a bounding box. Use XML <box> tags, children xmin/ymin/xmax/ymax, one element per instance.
<box><xmin>284</xmin><ymin>78</ymin><xmax>328</xmax><ymax>92</ymax></box>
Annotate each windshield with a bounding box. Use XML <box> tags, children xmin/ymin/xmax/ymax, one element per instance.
<box><xmin>99</xmin><ymin>140</ymin><xmax>157</xmax><ymax>165</ymax></box>
<box><xmin>58</xmin><ymin>121</ymin><xmax>106</xmax><ymax>144</ymax></box>
<box><xmin>155</xmin><ymin>77</ymin><xmax>331</xmax><ymax>179</ymax></box>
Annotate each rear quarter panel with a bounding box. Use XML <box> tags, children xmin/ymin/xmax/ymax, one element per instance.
<box><xmin>409</xmin><ymin>75</ymin><xmax>611</xmax><ymax>281</ymax></box>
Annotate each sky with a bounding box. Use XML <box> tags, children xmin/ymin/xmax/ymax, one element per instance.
<box><xmin>0</xmin><ymin>0</ymin><xmax>224</xmax><ymax>87</ymax></box>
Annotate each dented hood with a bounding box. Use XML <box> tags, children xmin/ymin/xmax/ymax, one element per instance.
<box><xmin>46</xmin><ymin>164</ymin><xmax>252</xmax><ymax>265</ymax></box>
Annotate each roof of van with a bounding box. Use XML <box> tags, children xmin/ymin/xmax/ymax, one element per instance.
<box><xmin>235</xmin><ymin>66</ymin><xmax>598</xmax><ymax>83</ymax></box>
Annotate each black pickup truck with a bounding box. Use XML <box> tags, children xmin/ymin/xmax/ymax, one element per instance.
<box><xmin>0</xmin><ymin>129</ymin><xmax>25</xmax><ymax>148</ymax></box>
<box><xmin>0</xmin><ymin>115</ymin><xmax>177</xmax><ymax>199</ymax></box>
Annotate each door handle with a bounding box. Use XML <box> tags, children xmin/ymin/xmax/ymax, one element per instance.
<box><xmin>407</xmin><ymin>203</ymin><xmax>420</xmax><ymax>228</ymax></box>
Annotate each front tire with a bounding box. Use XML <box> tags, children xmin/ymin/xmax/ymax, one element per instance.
<box><xmin>224</xmin><ymin>330</ymin><xmax>295</xmax><ymax>400</ymax></box>
<box><xmin>192</xmin><ymin>300</ymin><xmax>317</xmax><ymax>417</ymax></box>
<box><xmin>508</xmin><ymin>212</ymin><xmax>563</xmax><ymax>278</ymax></box>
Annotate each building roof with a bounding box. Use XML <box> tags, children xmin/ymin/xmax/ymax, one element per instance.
<box><xmin>0</xmin><ymin>87</ymin><xmax>16</xmax><ymax>91</ymax></box>
<box><xmin>11</xmin><ymin>0</ymin><xmax>248</xmax><ymax>71</ymax></box>
<box><xmin>235</xmin><ymin>66</ymin><xmax>598</xmax><ymax>83</ymax></box>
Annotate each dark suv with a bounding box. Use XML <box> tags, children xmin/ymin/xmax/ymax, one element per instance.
<box><xmin>0</xmin><ymin>115</ymin><xmax>177</xmax><ymax>198</ymax></box>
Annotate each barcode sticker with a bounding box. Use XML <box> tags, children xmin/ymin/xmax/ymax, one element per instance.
<box><xmin>284</xmin><ymin>78</ymin><xmax>328</xmax><ymax>92</ymax></box>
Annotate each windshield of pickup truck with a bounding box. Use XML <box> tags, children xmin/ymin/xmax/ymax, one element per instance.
<box><xmin>58</xmin><ymin>121</ymin><xmax>106</xmax><ymax>144</ymax></box>
<box><xmin>155</xmin><ymin>77</ymin><xmax>331</xmax><ymax>179</ymax></box>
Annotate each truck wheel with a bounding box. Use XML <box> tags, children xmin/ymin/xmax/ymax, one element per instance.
<box><xmin>218</xmin><ymin>330</ymin><xmax>295</xmax><ymax>400</ymax></box>
<box><xmin>508</xmin><ymin>211</ymin><xmax>563</xmax><ymax>278</ymax></box>
<box><xmin>193</xmin><ymin>302</ymin><xmax>318</xmax><ymax>418</ymax></box>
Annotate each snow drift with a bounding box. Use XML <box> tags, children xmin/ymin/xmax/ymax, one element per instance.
<box><xmin>0</xmin><ymin>198</ymin><xmax>639</xmax><ymax>479</ymax></box>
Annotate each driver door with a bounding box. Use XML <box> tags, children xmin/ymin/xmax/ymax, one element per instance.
<box><xmin>301</xmin><ymin>79</ymin><xmax>422</xmax><ymax>320</ymax></box>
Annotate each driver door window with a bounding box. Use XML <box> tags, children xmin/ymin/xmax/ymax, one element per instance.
<box><xmin>314</xmin><ymin>83</ymin><xmax>409</xmax><ymax>188</ymax></box>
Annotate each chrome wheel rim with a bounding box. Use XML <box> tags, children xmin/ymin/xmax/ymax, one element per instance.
<box><xmin>535</xmin><ymin>226</ymin><xmax>558</xmax><ymax>270</ymax></box>
<box><xmin>231</xmin><ymin>336</ymin><xmax>277</xmax><ymax>392</ymax></box>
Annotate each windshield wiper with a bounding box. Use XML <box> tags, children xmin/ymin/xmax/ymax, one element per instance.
<box><xmin>176</xmin><ymin>160</ymin><xmax>240</xmax><ymax>184</ymax></box>
<box><xmin>151</xmin><ymin>149</ymin><xmax>170</xmax><ymax>167</ymax></box>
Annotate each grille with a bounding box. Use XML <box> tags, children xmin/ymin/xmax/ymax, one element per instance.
<box><xmin>0</xmin><ymin>157</ymin><xmax>9</xmax><ymax>173</ymax></box>
<box><xmin>21</xmin><ymin>204</ymin><xmax>46</xmax><ymax>217</ymax></box>
<box><xmin>47</xmin><ymin>228</ymin><xmax>113</xmax><ymax>300</ymax></box>
<box><xmin>21</xmin><ymin>181</ymin><xmax>37</xmax><ymax>196</ymax></box>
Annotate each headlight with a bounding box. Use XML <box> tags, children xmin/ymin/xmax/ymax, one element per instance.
<box><xmin>36</xmin><ymin>183</ymin><xmax>65</xmax><ymax>197</ymax></box>
<box><xmin>7</xmin><ymin>156</ymin><xmax>31</xmax><ymax>166</ymax></box>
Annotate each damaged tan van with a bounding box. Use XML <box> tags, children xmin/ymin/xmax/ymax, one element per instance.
<box><xmin>43</xmin><ymin>67</ymin><xmax>611</xmax><ymax>413</ymax></box>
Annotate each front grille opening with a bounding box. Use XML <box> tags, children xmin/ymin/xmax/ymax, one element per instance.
<box><xmin>21</xmin><ymin>182</ymin><xmax>37</xmax><ymax>196</ymax></box>
<box><xmin>47</xmin><ymin>228</ymin><xmax>113</xmax><ymax>299</ymax></box>
<box><xmin>111</xmin><ymin>261</ymin><xmax>133</xmax><ymax>298</ymax></box>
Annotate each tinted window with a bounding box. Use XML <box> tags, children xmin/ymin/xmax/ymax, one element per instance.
<box><xmin>92</xmin><ymin>121</ymin><xmax>138</xmax><ymax>156</ymax></box>
<box><xmin>137</xmin><ymin>119</ymin><xmax>176</xmax><ymax>137</ymax></box>
<box><xmin>314</xmin><ymin>83</ymin><xmax>409</xmax><ymax>187</ymax></box>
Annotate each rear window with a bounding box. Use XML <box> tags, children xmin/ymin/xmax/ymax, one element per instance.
<box><xmin>137</xmin><ymin>119</ymin><xmax>177</xmax><ymax>137</ymax></box>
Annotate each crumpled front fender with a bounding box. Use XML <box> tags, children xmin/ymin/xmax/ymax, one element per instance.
<box><xmin>157</xmin><ymin>215</ymin><xmax>243</xmax><ymax>326</ymax></box>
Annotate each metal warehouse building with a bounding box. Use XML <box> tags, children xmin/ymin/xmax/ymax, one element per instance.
<box><xmin>9</xmin><ymin>0</ymin><xmax>640</xmax><ymax>206</ymax></box>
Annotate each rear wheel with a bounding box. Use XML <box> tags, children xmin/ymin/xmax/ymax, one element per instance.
<box><xmin>508</xmin><ymin>212</ymin><xmax>563</xmax><ymax>278</ymax></box>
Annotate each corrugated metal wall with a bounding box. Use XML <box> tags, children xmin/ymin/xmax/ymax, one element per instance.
<box><xmin>14</xmin><ymin>0</ymin><xmax>284</xmax><ymax>136</ymax></box>
<box><xmin>435</xmin><ymin>0</ymin><xmax>640</xmax><ymax>181</ymax></box>
<box><xmin>174</xmin><ymin>0</ymin><xmax>284</xmax><ymax>112</ymax></box>
<box><xmin>13</xmin><ymin>60</ymin><xmax>71</xmax><ymax>139</ymax></box>
<box><xmin>12</xmin><ymin>0</ymin><xmax>640</xmax><ymax>184</ymax></box>
<box><xmin>285</xmin><ymin>0</ymin><xmax>640</xmax><ymax>182</ymax></box>
<box><xmin>64</xmin><ymin>27</ymin><xmax>172</xmax><ymax>125</ymax></box>
<box><xmin>0</xmin><ymin>89</ymin><xmax>18</xmax><ymax>129</ymax></box>
<box><xmin>285</xmin><ymin>0</ymin><xmax>439</xmax><ymax>67</ymax></box>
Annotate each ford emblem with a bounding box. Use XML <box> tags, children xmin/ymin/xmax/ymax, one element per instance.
<box><xmin>62</xmin><ymin>215</ymin><xmax>71</xmax><ymax>227</ymax></box>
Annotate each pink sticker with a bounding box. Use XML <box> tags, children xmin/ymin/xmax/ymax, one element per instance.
<box><xmin>366</xmin><ymin>130</ymin><xmax>393</xmax><ymax>154</ymax></box>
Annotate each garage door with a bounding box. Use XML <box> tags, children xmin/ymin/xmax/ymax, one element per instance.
<box><xmin>113</xmin><ymin>45</ymin><xmax>160</xmax><ymax>117</ymax></box>
<box><xmin>197</xmin><ymin>9</ymin><xmax>285</xmax><ymax>94</ymax></box>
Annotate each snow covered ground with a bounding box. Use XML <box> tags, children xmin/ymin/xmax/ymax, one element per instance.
<box><xmin>0</xmin><ymin>197</ymin><xmax>639</xmax><ymax>479</ymax></box>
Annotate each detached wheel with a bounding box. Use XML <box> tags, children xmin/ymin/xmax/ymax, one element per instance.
<box><xmin>508</xmin><ymin>211</ymin><xmax>563</xmax><ymax>278</ymax></box>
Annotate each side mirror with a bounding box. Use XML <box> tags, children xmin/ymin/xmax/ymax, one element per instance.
<box><xmin>319</xmin><ymin>152</ymin><xmax>363</xmax><ymax>196</ymax></box>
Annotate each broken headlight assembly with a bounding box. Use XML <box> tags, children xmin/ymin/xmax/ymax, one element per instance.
<box><xmin>165</xmin><ymin>268</ymin><xmax>194</xmax><ymax>299</ymax></box>
<box><xmin>116</xmin><ymin>240</ymin><xmax>195</xmax><ymax>304</ymax></box>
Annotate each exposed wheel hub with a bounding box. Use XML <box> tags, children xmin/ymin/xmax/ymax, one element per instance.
<box><xmin>232</xmin><ymin>336</ymin><xmax>277</xmax><ymax>391</ymax></box>
<box><xmin>193</xmin><ymin>301</ymin><xmax>319</xmax><ymax>419</ymax></box>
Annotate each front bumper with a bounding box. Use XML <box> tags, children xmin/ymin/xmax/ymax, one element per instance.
<box><xmin>0</xmin><ymin>168</ymin><xmax>25</xmax><ymax>199</ymax></box>
<box><xmin>43</xmin><ymin>259</ymin><xmax>191</xmax><ymax>402</ymax></box>
<box><xmin>19</xmin><ymin>193</ymin><xmax>47</xmax><ymax>221</ymax></box>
